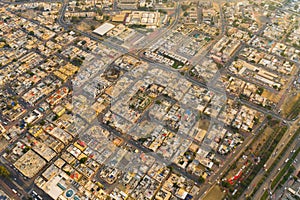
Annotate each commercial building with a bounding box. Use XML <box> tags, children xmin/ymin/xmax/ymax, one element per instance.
<box><xmin>93</xmin><ymin>23</ymin><xmax>116</xmax><ymax>36</ymax></box>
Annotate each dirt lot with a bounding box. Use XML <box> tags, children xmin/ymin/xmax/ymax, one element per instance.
<box><xmin>225</xmin><ymin>126</ymin><xmax>274</xmax><ymax>179</ymax></box>
<box><xmin>198</xmin><ymin>119</ymin><xmax>211</xmax><ymax>131</ymax></box>
<box><xmin>20</xmin><ymin>10</ymin><xmax>37</xmax><ymax>19</ymax></box>
<box><xmin>0</xmin><ymin>137</ymin><xmax>8</xmax><ymax>152</ymax></box>
<box><xmin>261</xmin><ymin>89</ymin><xmax>280</xmax><ymax>103</ymax></box>
<box><xmin>76</xmin><ymin>19</ymin><xmax>104</xmax><ymax>33</ymax></box>
<box><xmin>203</xmin><ymin>185</ymin><xmax>225</xmax><ymax>200</ymax></box>
<box><xmin>250</xmin><ymin>126</ymin><xmax>274</xmax><ymax>155</ymax></box>
<box><xmin>281</xmin><ymin>92</ymin><xmax>300</xmax><ymax>118</ymax></box>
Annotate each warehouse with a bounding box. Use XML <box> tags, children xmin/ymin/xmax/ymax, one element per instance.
<box><xmin>93</xmin><ymin>23</ymin><xmax>115</xmax><ymax>36</ymax></box>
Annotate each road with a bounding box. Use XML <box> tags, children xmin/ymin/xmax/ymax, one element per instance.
<box><xmin>240</xmin><ymin>126</ymin><xmax>290</xmax><ymax>196</ymax></box>
<box><xmin>0</xmin><ymin>154</ymin><xmax>53</xmax><ymax>200</ymax></box>
<box><xmin>0</xmin><ymin>1</ymin><xmax>298</xmax><ymax>200</ymax></box>
<box><xmin>0</xmin><ymin>178</ymin><xmax>22</xmax><ymax>200</ymax></box>
<box><xmin>249</xmin><ymin>119</ymin><xmax>300</xmax><ymax>200</ymax></box>
<box><xmin>135</xmin><ymin>4</ymin><xmax>296</xmax><ymax>199</ymax></box>
<box><xmin>198</xmin><ymin>118</ymin><xmax>267</xmax><ymax>199</ymax></box>
<box><xmin>253</xmin><ymin>139</ymin><xmax>299</xmax><ymax>200</ymax></box>
<box><xmin>0</xmin><ymin>80</ymin><xmax>73</xmax><ymax>199</ymax></box>
<box><xmin>97</xmin><ymin>120</ymin><xmax>204</xmax><ymax>185</ymax></box>
<box><xmin>133</xmin><ymin>2</ymin><xmax>181</xmax><ymax>54</ymax></box>
<box><xmin>194</xmin><ymin>3</ymin><xmax>296</xmax><ymax>199</ymax></box>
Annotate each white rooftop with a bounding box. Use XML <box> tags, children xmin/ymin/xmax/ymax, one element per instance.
<box><xmin>93</xmin><ymin>23</ymin><xmax>115</xmax><ymax>36</ymax></box>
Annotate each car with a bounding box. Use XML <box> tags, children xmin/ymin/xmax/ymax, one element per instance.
<box><xmin>232</xmin><ymin>189</ymin><xmax>238</xmax><ymax>195</ymax></box>
<box><xmin>12</xmin><ymin>189</ymin><xmax>17</xmax><ymax>194</ymax></box>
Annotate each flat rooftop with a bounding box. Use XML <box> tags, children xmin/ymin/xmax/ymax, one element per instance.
<box><xmin>93</xmin><ymin>23</ymin><xmax>115</xmax><ymax>36</ymax></box>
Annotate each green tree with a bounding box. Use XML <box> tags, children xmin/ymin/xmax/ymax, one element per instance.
<box><xmin>71</xmin><ymin>57</ymin><xmax>83</xmax><ymax>66</ymax></box>
<box><xmin>221</xmin><ymin>180</ymin><xmax>231</xmax><ymax>188</ymax></box>
<box><xmin>22</xmin><ymin>146</ymin><xmax>31</xmax><ymax>153</ymax></box>
<box><xmin>256</xmin><ymin>87</ymin><xmax>264</xmax><ymax>95</ymax></box>
<box><xmin>80</xmin><ymin>157</ymin><xmax>88</xmax><ymax>164</ymax></box>
<box><xmin>52</xmin><ymin>114</ymin><xmax>59</xmax><ymax>121</ymax></box>
<box><xmin>71</xmin><ymin>16</ymin><xmax>80</xmax><ymax>23</ymax></box>
<box><xmin>0</xmin><ymin>165</ymin><xmax>10</xmax><ymax>177</ymax></box>
<box><xmin>267</xmin><ymin>115</ymin><xmax>272</xmax><ymax>120</ymax></box>
<box><xmin>181</xmin><ymin>4</ymin><xmax>190</xmax><ymax>11</ymax></box>
<box><xmin>28</xmin><ymin>31</ymin><xmax>34</xmax><ymax>36</ymax></box>
<box><xmin>198</xmin><ymin>176</ymin><xmax>205</xmax><ymax>184</ymax></box>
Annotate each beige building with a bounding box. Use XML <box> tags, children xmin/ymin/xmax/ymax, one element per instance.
<box><xmin>125</xmin><ymin>11</ymin><xmax>161</xmax><ymax>28</ymax></box>
<box><xmin>118</xmin><ymin>0</ymin><xmax>138</xmax><ymax>9</ymax></box>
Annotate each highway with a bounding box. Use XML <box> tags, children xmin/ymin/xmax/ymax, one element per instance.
<box><xmin>0</xmin><ymin>0</ymin><xmax>298</xmax><ymax>199</ymax></box>
<box><xmin>0</xmin><ymin>178</ymin><xmax>22</xmax><ymax>200</ymax></box>
<box><xmin>197</xmin><ymin>118</ymin><xmax>268</xmax><ymax>200</ymax></box>
<box><xmin>241</xmin><ymin>121</ymin><xmax>298</xmax><ymax>197</ymax></box>
<box><xmin>130</xmin><ymin>4</ymin><xmax>298</xmax><ymax>199</ymax></box>
<box><xmin>0</xmin><ymin>156</ymin><xmax>52</xmax><ymax>200</ymax></box>
<box><xmin>248</xmin><ymin>119</ymin><xmax>300</xmax><ymax>200</ymax></box>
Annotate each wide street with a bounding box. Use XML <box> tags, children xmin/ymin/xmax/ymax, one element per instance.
<box><xmin>248</xmin><ymin>118</ymin><xmax>300</xmax><ymax>200</ymax></box>
<box><xmin>0</xmin><ymin>0</ymin><xmax>299</xmax><ymax>199</ymax></box>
